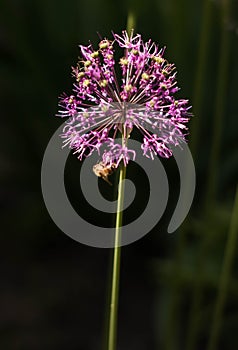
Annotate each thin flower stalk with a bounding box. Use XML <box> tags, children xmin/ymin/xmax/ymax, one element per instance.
<box><xmin>56</xmin><ymin>29</ymin><xmax>192</xmax><ymax>350</ymax></box>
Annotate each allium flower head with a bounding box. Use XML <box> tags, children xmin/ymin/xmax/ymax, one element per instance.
<box><xmin>57</xmin><ymin>30</ymin><xmax>191</xmax><ymax>176</ymax></box>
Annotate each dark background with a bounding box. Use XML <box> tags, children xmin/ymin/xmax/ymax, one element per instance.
<box><xmin>1</xmin><ymin>0</ymin><xmax>238</xmax><ymax>349</ymax></box>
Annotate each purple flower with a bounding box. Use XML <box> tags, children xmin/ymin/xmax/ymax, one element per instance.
<box><xmin>57</xmin><ymin>30</ymin><xmax>191</xmax><ymax>177</ymax></box>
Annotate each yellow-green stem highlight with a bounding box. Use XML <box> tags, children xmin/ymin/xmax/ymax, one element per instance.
<box><xmin>205</xmin><ymin>0</ymin><xmax>231</xmax><ymax>209</ymax></box>
<box><xmin>107</xmin><ymin>165</ymin><xmax>126</xmax><ymax>350</ymax></box>
<box><xmin>107</xmin><ymin>13</ymin><xmax>136</xmax><ymax>350</ymax></box>
<box><xmin>107</xmin><ymin>14</ymin><xmax>136</xmax><ymax>350</ymax></box>
<box><xmin>127</xmin><ymin>10</ymin><xmax>136</xmax><ymax>33</ymax></box>
<box><xmin>190</xmin><ymin>0</ymin><xmax>213</xmax><ymax>157</ymax></box>
<box><xmin>207</xmin><ymin>186</ymin><xmax>238</xmax><ymax>350</ymax></box>
<box><xmin>186</xmin><ymin>2</ymin><xmax>232</xmax><ymax>349</ymax></box>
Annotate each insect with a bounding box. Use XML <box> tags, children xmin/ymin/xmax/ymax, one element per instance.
<box><xmin>93</xmin><ymin>161</ymin><xmax>117</xmax><ymax>185</ymax></box>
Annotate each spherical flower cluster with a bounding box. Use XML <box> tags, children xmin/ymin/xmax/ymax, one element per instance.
<box><xmin>57</xmin><ymin>30</ymin><xmax>191</xmax><ymax>173</ymax></box>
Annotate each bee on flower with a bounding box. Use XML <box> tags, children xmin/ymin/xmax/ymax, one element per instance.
<box><xmin>93</xmin><ymin>161</ymin><xmax>117</xmax><ymax>185</ymax></box>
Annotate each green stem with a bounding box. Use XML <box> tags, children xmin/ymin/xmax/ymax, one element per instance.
<box><xmin>127</xmin><ymin>10</ymin><xmax>136</xmax><ymax>33</ymax></box>
<box><xmin>107</xmin><ymin>165</ymin><xmax>127</xmax><ymax>350</ymax></box>
<box><xmin>107</xmin><ymin>12</ymin><xmax>135</xmax><ymax>350</ymax></box>
<box><xmin>190</xmin><ymin>0</ymin><xmax>213</xmax><ymax>157</ymax></box>
<box><xmin>205</xmin><ymin>0</ymin><xmax>231</xmax><ymax>210</ymax></box>
<box><xmin>207</xmin><ymin>187</ymin><xmax>238</xmax><ymax>350</ymax></box>
<box><xmin>164</xmin><ymin>234</ymin><xmax>186</xmax><ymax>350</ymax></box>
<box><xmin>186</xmin><ymin>2</ymin><xmax>232</xmax><ymax>349</ymax></box>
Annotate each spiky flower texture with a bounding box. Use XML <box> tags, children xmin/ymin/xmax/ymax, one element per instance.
<box><xmin>57</xmin><ymin>30</ymin><xmax>191</xmax><ymax>177</ymax></box>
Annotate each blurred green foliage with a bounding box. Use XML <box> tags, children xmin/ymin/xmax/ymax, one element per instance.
<box><xmin>0</xmin><ymin>0</ymin><xmax>238</xmax><ymax>349</ymax></box>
